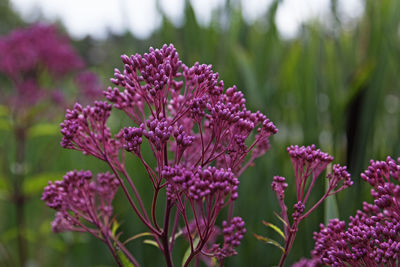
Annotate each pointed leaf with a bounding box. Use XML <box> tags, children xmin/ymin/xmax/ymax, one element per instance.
<box><xmin>273</xmin><ymin>211</ymin><xmax>288</xmax><ymax>227</ymax></box>
<box><xmin>181</xmin><ymin>237</ymin><xmax>200</xmax><ymax>267</ymax></box>
<box><xmin>123</xmin><ymin>232</ymin><xmax>153</xmax><ymax>245</ymax></box>
<box><xmin>111</xmin><ymin>220</ymin><xmax>120</xmax><ymax>237</ymax></box>
<box><xmin>253</xmin><ymin>234</ymin><xmax>285</xmax><ymax>253</ymax></box>
<box><xmin>143</xmin><ymin>239</ymin><xmax>159</xmax><ymax>248</ymax></box>
<box><xmin>262</xmin><ymin>221</ymin><xmax>286</xmax><ymax>241</ymax></box>
<box><xmin>117</xmin><ymin>250</ymin><xmax>135</xmax><ymax>267</ymax></box>
<box><xmin>169</xmin><ymin>229</ymin><xmax>183</xmax><ymax>243</ymax></box>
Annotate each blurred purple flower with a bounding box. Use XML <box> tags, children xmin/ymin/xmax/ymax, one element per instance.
<box><xmin>75</xmin><ymin>71</ymin><xmax>104</xmax><ymax>102</ymax></box>
<box><xmin>0</xmin><ymin>24</ymin><xmax>83</xmax><ymax>78</ymax></box>
<box><xmin>0</xmin><ymin>24</ymin><xmax>103</xmax><ymax>118</ymax></box>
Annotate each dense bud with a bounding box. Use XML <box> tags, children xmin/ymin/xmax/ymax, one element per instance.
<box><xmin>211</xmin><ymin>217</ymin><xmax>246</xmax><ymax>260</ymax></box>
<box><xmin>47</xmin><ymin>44</ymin><xmax>278</xmax><ymax>265</ymax></box>
<box><xmin>311</xmin><ymin>156</ymin><xmax>400</xmax><ymax>266</ymax></box>
<box><xmin>42</xmin><ymin>171</ymin><xmax>119</xmax><ymax>233</ymax></box>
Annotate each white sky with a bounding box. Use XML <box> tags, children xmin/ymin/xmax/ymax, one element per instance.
<box><xmin>10</xmin><ymin>0</ymin><xmax>364</xmax><ymax>39</ymax></box>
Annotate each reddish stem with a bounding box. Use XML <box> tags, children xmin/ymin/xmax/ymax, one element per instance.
<box><xmin>161</xmin><ymin>200</ymin><xmax>174</xmax><ymax>267</ymax></box>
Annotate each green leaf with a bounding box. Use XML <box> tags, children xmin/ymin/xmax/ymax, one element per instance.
<box><xmin>111</xmin><ymin>220</ymin><xmax>120</xmax><ymax>238</ymax></box>
<box><xmin>143</xmin><ymin>239</ymin><xmax>159</xmax><ymax>248</ymax></box>
<box><xmin>181</xmin><ymin>237</ymin><xmax>200</xmax><ymax>267</ymax></box>
<box><xmin>253</xmin><ymin>234</ymin><xmax>285</xmax><ymax>253</ymax></box>
<box><xmin>262</xmin><ymin>221</ymin><xmax>286</xmax><ymax>241</ymax></box>
<box><xmin>123</xmin><ymin>232</ymin><xmax>153</xmax><ymax>245</ymax></box>
<box><xmin>0</xmin><ymin>118</ymin><xmax>11</xmax><ymax>132</ymax></box>
<box><xmin>28</xmin><ymin>123</ymin><xmax>59</xmax><ymax>138</ymax></box>
<box><xmin>117</xmin><ymin>250</ymin><xmax>135</xmax><ymax>267</ymax></box>
<box><xmin>273</xmin><ymin>211</ymin><xmax>288</xmax><ymax>228</ymax></box>
<box><xmin>169</xmin><ymin>229</ymin><xmax>183</xmax><ymax>243</ymax></box>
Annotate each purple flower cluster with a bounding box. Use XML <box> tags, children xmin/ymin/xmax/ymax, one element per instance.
<box><xmin>105</xmin><ymin>44</ymin><xmax>277</xmax><ymax>173</ymax></box>
<box><xmin>143</xmin><ymin>118</ymin><xmax>172</xmax><ymax>150</ymax></box>
<box><xmin>271</xmin><ymin>176</ymin><xmax>288</xmax><ymax>201</ymax></box>
<box><xmin>50</xmin><ymin>44</ymin><xmax>277</xmax><ymax>267</ymax></box>
<box><xmin>311</xmin><ymin>156</ymin><xmax>400</xmax><ymax>267</ymax></box>
<box><xmin>60</xmin><ymin>101</ymin><xmax>122</xmax><ymax>162</ymax></box>
<box><xmin>282</xmin><ymin>145</ymin><xmax>352</xmax><ymax>216</ymax></box>
<box><xmin>212</xmin><ymin>217</ymin><xmax>246</xmax><ymax>260</ymax></box>
<box><xmin>42</xmin><ymin>170</ymin><xmax>119</xmax><ymax>233</ymax></box>
<box><xmin>287</xmin><ymin>145</ymin><xmax>333</xmax><ymax>200</ymax></box>
<box><xmin>268</xmin><ymin>145</ymin><xmax>352</xmax><ymax>266</ymax></box>
<box><xmin>123</xmin><ymin>124</ymin><xmax>145</xmax><ymax>154</ymax></box>
<box><xmin>275</xmin><ymin>145</ymin><xmax>352</xmax><ymax>219</ymax></box>
<box><xmin>292</xmin><ymin>257</ymin><xmax>320</xmax><ymax>267</ymax></box>
<box><xmin>163</xmin><ymin>165</ymin><xmax>239</xmax><ymax>203</ymax></box>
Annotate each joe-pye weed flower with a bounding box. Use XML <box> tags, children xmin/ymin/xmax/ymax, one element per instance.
<box><xmin>43</xmin><ymin>44</ymin><xmax>278</xmax><ymax>266</ymax></box>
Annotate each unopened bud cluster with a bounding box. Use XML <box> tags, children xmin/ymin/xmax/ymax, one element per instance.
<box><xmin>42</xmin><ymin>170</ymin><xmax>118</xmax><ymax>233</ymax></box>
<box><xmin>312</xmin><ymin>157</ymin><xmax>400</xmax><ymax>266</ymax></box>
<box><xmin>44</xmin><ymin>44</ymin><xmax>277</xmax><ymax>266</ymax></box>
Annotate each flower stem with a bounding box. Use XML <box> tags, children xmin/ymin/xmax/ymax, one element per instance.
<box><xmin>278</xmin><ymin>222</ymin><xmax>298</xmax><ymax>267</ymax></box>
<box><xmin>14</xmin><ymin>127</ymin><xmax>26</xmax><ymax>267</ymax></box>
<box><xmin>112</xmin><ymin>237</ymin><xmax>141</xmax><ymax>267</ymax></box>
<box><xmin>101</xmin><ymin>230</ymin><xmax>123</xmax><ymax>267</ymax></box>
<box><xmin>161</xmin><ymin>200</ymin><xmax>174</xmax><ymax>267</ymax></box>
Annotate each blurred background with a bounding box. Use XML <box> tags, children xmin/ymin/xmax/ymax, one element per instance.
<box><xmin>0</xmin><ymin>0</ymin><xmax>399</xmax><ymax>266</ymax></box>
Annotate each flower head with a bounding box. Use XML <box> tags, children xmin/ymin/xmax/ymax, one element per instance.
<box><xmin>60</xmin><ymin>101</ymin><xmax>122</xmax><ymax>161</ymax></box>
<box><xmin>162</xmin><ymin>165</ymin><xmax>239</xmax><ymax>203</ymax></box>
<box><xmin>262</xmin><ymin>145</ymin><xmax>351</xmax><ymax>266</ymax></box>
<box><xmin>103</xmin><ymin>44</ymin><xmax>277</xmax><ymax>175</ymax></box>
<box><xmin>42</xmin><ymin>170</ymin><xmax>119</xmax><ymax>233</ymax></box>
<box><xmin>312</xmin><ymin>156</ymin><xmax>400</xmax><ymax>266</ymax></box>
<box><xmin>211</xmin><ymin>217</ymin><xmax>246</xmax><ymax>260</ymax></box>
<box><xmin>287</xmin><ymin>145</ymin><xmax>333</xmax><ymax>193</ymax></box>
<box><xmin>51</xmin><ymin>44</ymin><xmax>277</xmax><ymax>265</ymax></box>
